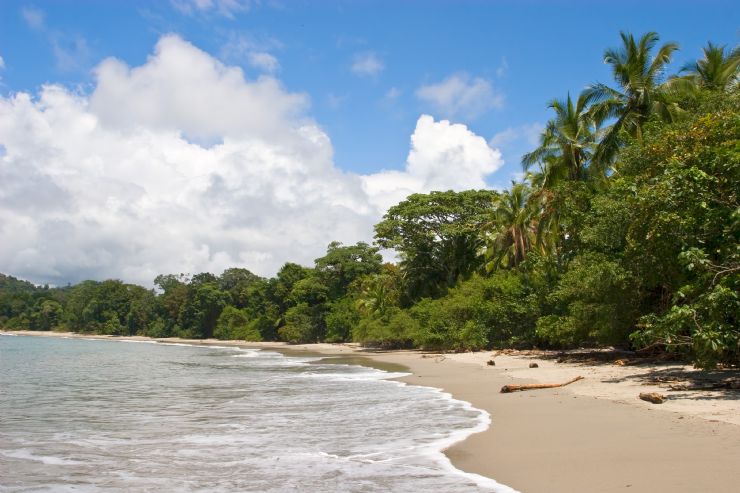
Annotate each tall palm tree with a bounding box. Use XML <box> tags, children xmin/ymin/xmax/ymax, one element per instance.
<box><xmin>522</xmin><ymin>91</ymin><xmax>600</xmax><ymax>187</ymax></box>
<box><xmin>680</xmin><ymin>42</ymin><xmax>740</xmax><ymax>91</ymax></box>
<box><xmin>482</xmin><ymin>183</ymin><xmax>540</xmax><ymax>271</ymax></box>
<box><xmin>586</xmin><ymin>31</ymin><xmax>680</xmax><ymax>164</ymax></box>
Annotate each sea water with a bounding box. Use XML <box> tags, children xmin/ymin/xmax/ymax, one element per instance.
<box><xmin>0</xmin><ymin>334</ymin><xmax>515</xmax><ymax>492</ymax></box>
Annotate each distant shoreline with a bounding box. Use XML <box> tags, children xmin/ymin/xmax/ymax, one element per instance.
<box><xmin>5</xmin><ymin>330</ymin><xmax>740</xmax><ymax>493</ymax></box>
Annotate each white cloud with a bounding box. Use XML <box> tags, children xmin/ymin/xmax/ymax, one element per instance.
<box><xmin>351</xmin><ymin>52</ymin><xmax>384</xmax><ymax>77</ymax></box>
<box><xmin>361</xmin><ymin>115</ymin><xmax>503</xmax><ymax>212</ymax></box>
<box><xmin>220</xmin><ymin>33</ymin><xmax>281</xmax><ymax>73</ymax></box>
<box><xmin>0</xmin><ymin>55</ymin><xmax>4</xmax><ymax>70</ymax></box>
<box><xmin>247</xmin><ymin>52</ymin><xmax>279</xmax><ymax>73</ymax></box>
<box><xmin>171</xmin><ymin>0</ymin><xmax>251</xmax><ymax>18</ymax></box>
<box><xmin>0</xmin><ymin>36</ymin><xmax>501</xmax><ymax>287</ymax></box>
<box><xmin>416</xmin><ymin>73</ymin><xmax>503</xmax><ymax>120</ymax></box>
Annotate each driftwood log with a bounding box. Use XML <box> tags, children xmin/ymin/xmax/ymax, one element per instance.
<box><xmin>639</xmin><ymin>392</ymin><xmax>665</xmax><ymax>404</ymax></box>
<box><xmin>500</xmin><ymin>376</ymin><xmax>584</xmax><ymax>393</ymax></box>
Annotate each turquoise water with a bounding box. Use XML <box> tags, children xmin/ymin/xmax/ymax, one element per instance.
<box><xmin>0</xmin><ymin>334</ymin><xmax>513</xmax><ymax>492</ymax></box>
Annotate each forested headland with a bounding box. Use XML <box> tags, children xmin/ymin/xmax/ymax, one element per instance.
<box><xmin>2</xmin><ymin>32</ymin><xmax>738</xmax><ymax>369</ymax></box>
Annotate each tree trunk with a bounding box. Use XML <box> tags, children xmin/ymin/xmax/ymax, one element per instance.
<box><xmin>500</xmin><ymin>376</ymin><xmax>584</xmax><ymax>393</ymax></box>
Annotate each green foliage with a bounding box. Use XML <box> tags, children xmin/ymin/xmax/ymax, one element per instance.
<box><xmin>278</xmin><ymin>303</ymin><xmax>320</xmax><ymax>343</ymax></box>
<box><xmin>536</xmin><ymin>253</ymin><xmax>637</xmax><ymax>347</ymax></box>
<box><xmin>375</xmin><ymin>190</ymin><xmax>497</xmax><ymax>302</ymax></box>
<box><xmin>214</xmin><ymin>306</ymin><xmax>262</xmax><ymax>341</ymax></box>
<box><xmin>314</xmin><ymin>241</ymin><xmax>383</xmax><ymax>299</ymax></box>
<box><xmin>2</xmin><ymin>32</ymin><xmax>737</xmax><ymax>370</ymax></box>
<box><xmin>352</xmin><ymin>307</ymin><xmax>416</xmax><ymax>348</ymax></box>
<box><xmin>324</xmin><ymin>298</ymin><xmax>360</xmax><ymax>343</ymax></box>
<box><xmin>410</xmin><ymin>272</ymin><xmax>539</xmax><ymax>350</ymax></box>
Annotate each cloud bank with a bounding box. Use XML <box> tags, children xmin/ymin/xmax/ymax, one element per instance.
<box><xmin>0</xmin><ymin>35</ymin><xmax>502</xmax><ymax>286</ymax></box>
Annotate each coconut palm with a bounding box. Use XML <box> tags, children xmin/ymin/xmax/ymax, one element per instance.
<box><xmin>482</xmin><ymin>183</ymin><xmax>540</xmax><ymax>271</ymax></box>
<box><xmin>522</xmin><ymin>91</ymin><xmax>600</xmax><ymax>187</ymax></box>
<box><xmin>586</xmin><ymin>31</ymin><xmax>680</xmax><ymax>164</ymax></box>
<box><xmin>680</xmin><ymin>42</ymin><xmax>740</xmax><ymax>91</ymax></box>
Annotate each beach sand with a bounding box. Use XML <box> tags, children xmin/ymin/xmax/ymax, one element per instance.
<box><xmin>6</xmin><ymin>331</ymin><xmax>740</xmax><ymax>492</ymax></box>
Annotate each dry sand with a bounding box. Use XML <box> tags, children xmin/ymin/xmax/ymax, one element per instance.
<box><xmin>5</xmin><ymin>331</ymin><xmax>740</xmax><ymax>492</ymax></box>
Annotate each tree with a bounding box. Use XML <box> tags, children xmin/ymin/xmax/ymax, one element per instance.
<box><xmin>375</xmin><ymin>190</ymin><xmax>497</xmax><ymax>302</ymax></box>
<box><xmin>214</xmin><ymin>305</ymin><xmax>262</xmax><ymax>341</ymax></box>
<box><xmin>586</xmin><ymin>31</ymin><xmax>680</xmax><ymax>164</ymax></box>
<box><xmin>181</xmin><ymin>282</ymin><xmax>229</xmax><ymax>338</ymax></box>
<box><xmin>355</xmin><ymin>264</ymin><xmax>402</xmax><ymax>317</ymax></box>
<box><xmin>680</xmin><ymin>42</ymin><xmax>740</xmax><ymax>91</ymax></box>
<box><xmin>522</xmin><ymin>92</ymin><xmax>600</xmax><ymax>187</ymax></box>
<box><xmin>218</xmin><ymin>268</ymin><xmax>261</xmax><ymax>307</ymax></box>
<box><xmin>482</xmin><ymin>183</ymin><xmax>540</xmax><ymax>270</ymax></box>
<box><xmin>314</xmin><ymin>242</ymin><xmax>383</xmax><ymax>299</ymax></box>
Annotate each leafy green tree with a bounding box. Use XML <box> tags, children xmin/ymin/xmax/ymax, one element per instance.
<box><xmin>278</xmin><ymin>303</ymin><xmax>320</xmax><ymax>343</ymax></box>
<box><xmin>324</xmin><ymin>297</ymin><xmax>360</xmax><ymax>342</ymax></box>
<box><xmin>314</xmin><ymin>242</ymin><xmax>383</xmax><ymax>299</ymax></box>
<box><xmin>352</xmin><ymin>307</ymin><xmax>417</xmax><ymax>348</ymax></box>
<box><xmin>375</xmin><ymin>190</ymin><xmax>497</xmax><ymax>302</ymax></box>
<box><xmin>219</xmin><ymin>267</ymin><xmax>261</xmax><ymax>307</ymax></box>
<box><xmin>214</xmin><ymin>305</ymin><xmax>262</xmax><ymax>341</ymax></box>
<box><xmin>32</xmin><ymin>300</ymin><xmax>64</xmax><ymax>330</ymax></box>
<box><xmin>536</xmin><ymin>252</ymin><xmax>638</xmax><ymax>347</ymax></box>
<box><xmin>181</xmin><ymin>282</ymin><xmax>229</xmax><ymax>338</ymax></box>
<box><xmin>355</xmin><ymin>265</ymin><xmax>402</xmax><ymax>317</ymax></box>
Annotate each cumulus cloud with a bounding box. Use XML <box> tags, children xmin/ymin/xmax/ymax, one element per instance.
<box><xmin>361</xmin><ymin>115</ymin><xmax>503</xmax><ymax>212</ymax></box>
<box><xmin>350</xmin><ymin>52</ymin><xmax>384</xmax><ymax>77</ymax></box>
<box><xmin>0</xmin><ymin>36</ymin><xmax>501</xmax><ymax>286</ymax></box>
<box><xmin>416</xmin><ymin>73</ymin><xmax>503</xmax><ymax>120</ymax></box>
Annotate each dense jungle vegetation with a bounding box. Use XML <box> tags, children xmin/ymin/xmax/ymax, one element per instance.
<box><xmin>2</xmin><ymin>32</ymin><xmax>738</xmax><ymax>368</ymax></box>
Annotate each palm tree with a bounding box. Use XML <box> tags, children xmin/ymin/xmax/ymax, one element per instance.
<box><xmin>586</xmin><ymin>31</ymin><xmax>680</xmax><ymax>164</ymax></box>
<box><xmin>680</xmin><ymin>42</ymin><xmax>740</xmax><ymax>91</ymax></box>
<box><xmin>482</xmin><ymin>183</ymin><xmax>540</xmax><ymax>271</ymax></box>
<box><xmin>355</xmin><ymin>267</ymin><xmax>400</xmax><ymax>317</ymax></box>
<box><xmin>522</xmin><ymin>91</ymin><xmax>600</xmax><ymax>187</ymax></box>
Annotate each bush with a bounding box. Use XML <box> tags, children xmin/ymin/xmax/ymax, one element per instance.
<box><xmin>278</xmin><ymin>303</ymin><xmax>321</xmax><ymax>343</ymax></box>
<box><xmin>536</xmin><ymin>253</ymin><xmax>637</xmax><ymax>347</ymax></box>
<box><xmin>352</xmin><ymin>307</ymin><xmax>416</xmax><ymax>348</ymax></box>
<box><xmin>214</xmin><ymin>306</ymin><xmax>262</xmax><ymax>341</ymax></box>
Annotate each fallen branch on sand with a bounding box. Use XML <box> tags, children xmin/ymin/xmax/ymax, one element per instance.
<box><xmin>500</xmin><ymin>376</ymin><xmax>584</xmax><ymax>393</ymax></box>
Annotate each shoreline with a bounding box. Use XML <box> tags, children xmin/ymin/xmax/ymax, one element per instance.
<box><xmin>4</xmin><ymin>331</ymin><xmax>740</xmax><ymax>492</ymax></box>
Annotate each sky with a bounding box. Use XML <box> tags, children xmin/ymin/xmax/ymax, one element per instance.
<box><xmin>0</xmin><ymin>0</ymin><xmax>738</xmax><ymax>286</ymax></box>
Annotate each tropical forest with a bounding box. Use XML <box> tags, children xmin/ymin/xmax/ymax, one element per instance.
<box><xmin>2</xmin><ymin>32</ymin><xmax>738</xmax><ymax>369</ymax></box>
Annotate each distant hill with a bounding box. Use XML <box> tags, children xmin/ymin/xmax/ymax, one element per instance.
<box><xmin>0</xmin><ymin>273</ymin><xmax>39</xmax><ymax>294</ymax></box>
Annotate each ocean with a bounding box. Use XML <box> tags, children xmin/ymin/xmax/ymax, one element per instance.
<box><xmin>0</xmin><ymin>334</ymin><xmax>513</xmax><ymax>492</ymax></box>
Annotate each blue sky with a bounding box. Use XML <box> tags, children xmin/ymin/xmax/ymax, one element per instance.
<box><xmin>0</xmin><ymin>1</ymin><xmax>738</xmax><ymax>284</ymax></box>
